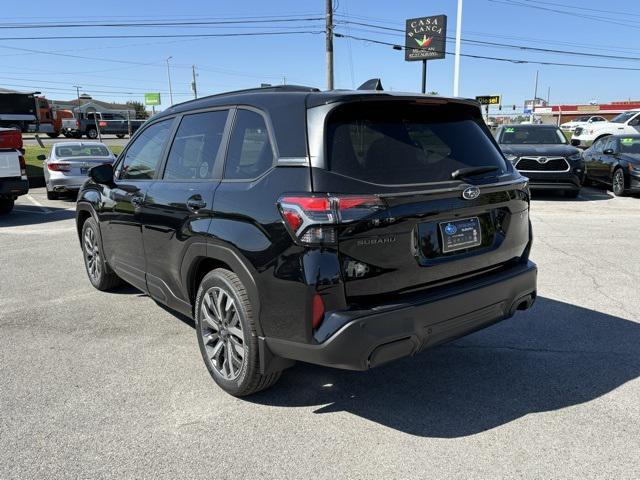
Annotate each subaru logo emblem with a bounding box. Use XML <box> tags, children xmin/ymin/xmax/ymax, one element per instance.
<box><xmin>444</xmin><ymin>223</ymin><xmax>457</xmax><ymax>235</ymax></box>
<box><xmin>462</xmin><ymin>186</ymin><xmax>480</xmax><ymax>200</ymax></box>
<box><xmin>537</xmin><ymin>157</ymin><xmax>549</xmax><ymax>164</ymax></box>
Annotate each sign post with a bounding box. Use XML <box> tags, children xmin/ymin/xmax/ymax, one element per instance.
<box><xmin>145</xmin><ymin>92</ymin><xmax>161</xmax><ymax>116</ymax></box>
<box><xmin>405</xmin><ymin>15</ymin><xmax>447</xmax><ymax>94</ymax></box>
<box><xmin>475</xmin><ymin>95</ymin><xmax>501</xmax><ymax>124</ymax></box>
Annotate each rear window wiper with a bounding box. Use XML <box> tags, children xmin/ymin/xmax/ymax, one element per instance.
<box><xmin>451</xmin><ymin>165</ymin><xmax>499</xmax><ymax>180</ymax></box>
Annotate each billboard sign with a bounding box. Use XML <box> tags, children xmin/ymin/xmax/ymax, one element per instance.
<box><xmin>475</xmin><ymin>95</ymin><xmax>501</xmax><ymax>106</ymax></box>
<box><xmin>405</xmin><ymin>15</ymin><xmax>447</xmax><ymax>61</ymax></box>
<box><xmin>144</xmin><ymin>92</ymin><xmax>161</xmax><ymax>106</ymax></box>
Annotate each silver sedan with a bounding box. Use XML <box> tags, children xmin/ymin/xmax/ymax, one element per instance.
<box><xmin>40</xmin><ymin>142</ymin><xmax>116</xmax><ymax>200</ymax></box>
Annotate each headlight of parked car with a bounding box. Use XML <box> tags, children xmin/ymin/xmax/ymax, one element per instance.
<box><xmin>504</xmin><ymin>153</ymin><xmax>518</xmax><ymax>162</ymax></box>
<box><xmin>568</xmin><ymin>153</ymin><xmax>583</xmax><ymax>162</ymax></box>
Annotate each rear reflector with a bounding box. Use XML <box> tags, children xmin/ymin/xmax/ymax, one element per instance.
<box><xmin>312</xmin><ymin>294</ymin><xmax>325</xmax><ymax>329</ymax></box>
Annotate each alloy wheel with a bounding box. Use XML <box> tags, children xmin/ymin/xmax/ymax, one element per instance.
<box><xmin>83</xmin><ymin>226</ymin><xmax>101</xmax><ymax>282</ymax></box>
<box><xmin>200</xmin><ymin>287</ymin><xmax>246</xmax><ymax>380</ymax></box>
<box><xmin>613</xmin><ymin>169</ymin><xmax>625</xmax><ymax>196</ymax></box>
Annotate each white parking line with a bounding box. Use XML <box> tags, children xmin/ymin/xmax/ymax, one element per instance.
<box><xmin>25</xmin><ymin>194</ymin><xmax>52</xmax><ymax>214</ymax></box>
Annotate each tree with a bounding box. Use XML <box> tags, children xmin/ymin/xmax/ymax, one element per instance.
<box><xmin>125</xmin><ymin>100</ymin><xmax>149</xmax><ymax>119</ymax></box>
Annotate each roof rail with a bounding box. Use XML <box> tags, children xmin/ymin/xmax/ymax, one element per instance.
<box><xmin>163</xmin><ymin>84</ymin><xmax>320</xmax><ymax>110</ymax></box>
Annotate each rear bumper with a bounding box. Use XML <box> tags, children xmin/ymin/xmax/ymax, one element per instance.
<box><xmin>0</xmin><ymin>178</ymin><xmax>29</xmax><ymax>198</ymax></box>
<box><xmin>47</xmin><ymin>176</ymin><xmax>85</xmax><ymax>192</ymax></box>
<box><xmin>266</xmin><ymin>261</ymin><xmax>537</xmax><ymax>371</ymax></box>
<box><xmin>523</xmin><ymin>170</ymin><xmax>584</xmax><ymax>191</ymax></box>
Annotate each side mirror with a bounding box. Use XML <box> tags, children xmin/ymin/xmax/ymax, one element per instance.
<box><xmin>89</xmin><ymin>163</ymin><xmax>114</xmax><ymax>184</ymax></box>
<box><xmin>37</xmin><ymin>154</ymin><xmax>46</xmax><ymax>161</ymax></box>
<box><xmin>603</xmin><ymin>148</ymin><xmax>616</xmax><ymax>155</ymax></box>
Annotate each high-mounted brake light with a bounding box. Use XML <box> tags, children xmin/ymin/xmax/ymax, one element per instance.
<box><xmin>278</xmin><ymin>194</ymin><xmax>383</xmax><ymax>245</ymax></box>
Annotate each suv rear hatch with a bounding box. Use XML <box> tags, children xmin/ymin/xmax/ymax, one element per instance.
<box><xmin>308</xmin><ymin>98</ymin><xmax>531</xmax><ymax>304</ymax></box>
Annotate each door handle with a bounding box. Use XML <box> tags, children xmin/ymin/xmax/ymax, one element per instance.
<box><xmin>186</xmin><ymin>195</ymin><xmax>207</xmax><ymax>211</ymax></box>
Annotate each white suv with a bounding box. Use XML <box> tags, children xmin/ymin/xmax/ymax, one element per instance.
<box><xmin>571</xmin><ymin>109</ymin><xmax>640</xmax><ymax>148</ymax></box>
<box><xmin>560</xmin><ymin>115</ymin><xmax>607</xmax><ymax>133</ymax></box>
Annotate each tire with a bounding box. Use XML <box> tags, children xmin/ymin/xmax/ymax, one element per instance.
<box><xmin>0</xmin><ymin>198</ymin><xmax>14</xmax><ymax>214</ymax></box>
<box><xmin>86</xmin><ymin>128</ymin><xmax>98</xmax><ymax>139</ymax></box>
<box><xmin>46</xmin><ymin>188</ymin><xmax>59</xmax><ymax>200</ymax></box>
<box><xmin>81</xmin><ymin>217</ymin><xmax>122</xmax><ymax>291</ymax></box>
<box><xmin>195</xmin><ymin>268</ymin><xmax>281</xmax><ymax>397</ymax></box>
<box><xmin>116</xmin><ymin>134</ymin><xmax>125</xmax><ymax>139</ymax></box>
<box><xmin>46</xmin><ymin>132</ymin><xmax>60</xmax><ymax>138</ymax></box>
<box><xmin>612</xmin><ymin>168</ymin><xmax>627</xmax><ymax>197</ymax></box>
<box><xmin>564</xmin><ymin>189</ymin><xmax>580</xmax><ymax>199</ymax></box>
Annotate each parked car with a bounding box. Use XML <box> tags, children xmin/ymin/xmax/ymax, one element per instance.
<box><xmin>0</xmin><ymin>127</ymin><xmax>28</xmax><ymax>214</ymax></box>
<box><xmin>495</xmin><ymin>124</ymin><xmax>585</xmax><ymax>197</ymax></box>
<box><xmin>571</xmin><ymin>109</ymin><xmax>640</xmax><ymax>148</ymax></box>
<box><xmin>41</xmin><ymin>142</ymin><xmax>116</xmax><ymax>199</ymax></box>
<box><xmin>560</xmin><ymin>115</ymin><xmax>607</xmax><ymax>133</ymax></box>
<box><xmin>62</xmin><ymin>112</ymin><xmax>144</xmax><ymax>139</ymax></box>
<box><xmin>76</xmin><ymin>85</ymin><xmax>537</xmax><ymax>396</ymax></box>
<box><xmin>583</xmin><ymin>134</ymin><xmax>640</xmax><ymax>196</ymax></box>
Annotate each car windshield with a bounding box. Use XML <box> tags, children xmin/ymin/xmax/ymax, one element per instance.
<box><xmin>576</xmin><ymin>116</ymin><xmax>590</xmax><ymax>122</ymax></box>
<box><xmin>611</xmin><ymin>111</ymin><xmax>638</xmax><ymax>124</ymax></box>
<box><xmin>326</xmin><ymin>102</ymin><xmax>507</xmax><ymax>185</ymax></box>
<box><xmin>55</xmin><ymin>145</ymin><xmax>110</xmax><ymax>157</ymax></box>
<box><xmin>619</xmin><ymin>137</ymin><xmax>640</xmax><ymax>155</ymax></box>
<box><xmin>499</xmin><ymin>126</ymin><xmax>567</xmax><ymax>145</ymax></box>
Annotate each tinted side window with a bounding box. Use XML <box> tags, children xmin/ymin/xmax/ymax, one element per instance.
<box><xmin>224</xmin><ymin>110</ymin><xmax>274</xmax><ymax>180</ymax></box>
<box><xmin>163</xmin><ymin>110</ymin><xmax>228</xmax><ymax>180</ymax></box>
<box><xmin>592</xmin><ymin>138</ymin><xmax>604</xmax><ymax>153</ymax></box>
<box><xmin>603</xmin><ymin>137</ymin><xmax>616</xmax><ymax>152</ymax></box>
<box><xmin>117</xmin><ymin>119</ymin><xmax>172</xmax><ymax>180</ymax></box>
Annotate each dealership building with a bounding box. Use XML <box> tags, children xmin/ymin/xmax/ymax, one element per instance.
<box><xmin>534</xmin><ymin>100</ymin><xmax>640</xmax><ymax>125</ymax></box>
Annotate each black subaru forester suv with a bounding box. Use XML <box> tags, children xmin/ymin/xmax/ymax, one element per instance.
<box><xmin>76</xmin><ymin>85</ymin><xmax>537</xmax><ymax>396</ymax></box>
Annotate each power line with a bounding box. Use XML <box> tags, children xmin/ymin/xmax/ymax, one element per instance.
<box><xmin>0</xmin><ymin>30</ymin><xmax>325</xmax><ymax>41</ymax></box>
<box><xmin>0</xmin><ymin>17</ymin><xmax>325</xmax><ymax>29</ymax></box>
<box><xmin>336</xmin><ymin>20</ymin><xmax>640</xmax><ymax>63</ymax></box>
<box><xmin>334</xmin><ymin>32</ymin><xmax>640</xmax><ymax>72</ymax></box>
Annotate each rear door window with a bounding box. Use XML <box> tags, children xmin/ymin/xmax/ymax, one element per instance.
<box><xmin>224</xmin><ymin>110</ymin><xmax>274</xmax><ymax>180</ymax></box>
<box><xmin>163</xmin><ymin>110</ymin><xmax>228</xmax><ymax>180</ymax></box>
<box><xmin>326</xmin><ymin>102</ymin><xmax>507</xmax><ymax>185</ymax></box>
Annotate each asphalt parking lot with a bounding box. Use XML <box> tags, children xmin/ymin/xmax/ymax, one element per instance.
<box><xmin>1</xmin><ymin>187</ymin><xmax>639</xmax><ymax>479</ymax></box>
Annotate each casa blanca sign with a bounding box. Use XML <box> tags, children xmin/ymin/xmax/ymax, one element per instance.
<box><xmin>405</xmin><ymin>15</ymin><xmax>448</xmax><ymax>62</ymax></box>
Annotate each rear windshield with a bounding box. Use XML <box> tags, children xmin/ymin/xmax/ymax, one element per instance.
<box><xmin>326</xmin><ymin>102</ymin><xmax>507</xmax><ymax>185</ymax></box>
<box><xmin>619</xmin><ymin>137</ymin><xmax>640</xmax><ymax>154</ymax></box>
<box><xmin>55</xmin><ymin>145</ymin><xmax>110</xmax><ymax>157</ymax></box>
<box><xmin>499</xmin><ymin>126</ymin><xmax>566</xmax><ymax>145</ymax></box>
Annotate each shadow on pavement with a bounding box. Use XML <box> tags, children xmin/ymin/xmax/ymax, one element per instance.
<box><xmin>248</xmin><ymin>297</ymin><xmax>640</xmax><ymax>438</ymax></box>
<box><xmin>531</xmin><ymin>187</ymin><xmax>612</xmax><ymax>202</ymax></box>
<box><xmin>0</xmin><ymin>204</ymin><xmax>75</xmax><ymax>227</ymax></box>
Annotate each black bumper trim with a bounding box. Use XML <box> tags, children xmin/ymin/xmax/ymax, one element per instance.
<box><xmin>0</xmin><ymin>178</ymin><xmax>29</xmax><ymax>197</ymax></box>
<box><xmin>265</xmin><ymin>261</ymin><xmax>537</xmax><ymax>370</ymax></box>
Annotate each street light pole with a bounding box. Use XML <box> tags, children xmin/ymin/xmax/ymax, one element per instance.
<box><xmin>453</xmin><ymin>0</ymin><xmax>463</xmax><ymax>96</ymax></box>
<box><xmin>166</xmin><ymin>56</ymin><xmax>174</xmax><ymax>105</ymax></box>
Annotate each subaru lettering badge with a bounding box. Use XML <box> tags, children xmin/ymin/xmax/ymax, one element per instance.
<box><xmin>462</xmin><ymin>186</ymin><xmax>480</xmax><ymax>200</ymax></box>
<box><xmin>444</xmin><ymin>223</ymin><xmax>457</xmax><ymax>235</ymax></box>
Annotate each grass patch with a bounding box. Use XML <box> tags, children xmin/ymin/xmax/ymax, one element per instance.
<box><xmin>563</xmin><ymin>131</ymin><xmax>572</xmax><ymax>142</ymax></box>
<box><xmin>24</xmin><ymin>144</ymin><xmax>124</xmax><ymax>180</ymax></box>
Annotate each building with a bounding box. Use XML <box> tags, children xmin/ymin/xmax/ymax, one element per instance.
<box><xmin>534</xmin><ymin>101</ymin><xmax>640</xmax><ymax>125</ymax></box>
<box><xmin>48</xmin><ymin>99</ymin><xmax>136</xmax><ymax>118</ymax></box>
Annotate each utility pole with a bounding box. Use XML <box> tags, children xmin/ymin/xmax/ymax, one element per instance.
<box><xmin>73</xmin><ymin>85</ymin><xmax>81</xmax><ymax>115</ymax></box>
<box><xmin>166</xmin><ymin>56</ymin><xmax>174</xmax><ymax>105</ymax></box>
<box><xmin>547</xmin><ymin>86</ymin><xmax>551</xmax><ymax>104</ymax></box>
<box><xmin>326</xmin><ymin>0</ymin><xmax>334</xmax><ymax>90</ymax></box>
<box><xmin>531</xmin><ymin>70</ymin><xmax>539</xmax><ymax>123</ymax></box>
<box><xmin>453</xmin><ymin>0</ymin><xmax>463</xmax><ymax>96</ymax></box>
<box><xmin>191</xmin><ymin>65</ymin><xmax>198</xmax><ymax>99</ymax></box>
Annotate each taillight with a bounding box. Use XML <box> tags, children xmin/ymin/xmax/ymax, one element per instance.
<box><xmin>18</xmin><ymin>155</ymin><xmax>27</xmax><ymax>177</ymax></box>
<box><xmin>76</xmin><ymin>120</ymin><xmax>80</xmax><ymax>128</ymax></box>
<box><xmin>47</xmin><ymin>162</ymin><xmax>71</xmax><ymax>172</ymax></box>
<box><xmin>278</xmin><ymin>194</ymin><xmax>383</xmax><ymax>245</ymax></box>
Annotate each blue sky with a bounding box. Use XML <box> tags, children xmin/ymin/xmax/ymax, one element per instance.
<box><xmin>1</xmin><ymin>0</ymin><xmax>638</xmax><ymax>112</ymax></box>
